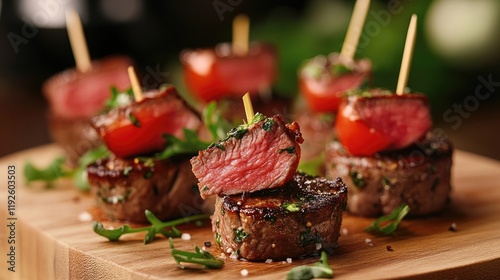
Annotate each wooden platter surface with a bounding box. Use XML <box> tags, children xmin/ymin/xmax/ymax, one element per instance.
<box><xmin>0</xmin><ymin>144</ymin><xmax>499</xmax><ymax>280</ymax></box>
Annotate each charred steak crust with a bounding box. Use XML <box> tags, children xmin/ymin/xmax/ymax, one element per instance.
<box><xmin>191</xmin><ymin>114</ymin><xmax>304</xmax><ymax>198</ymax></box>
<box><xmin>325</xmin><ymin>133</ymin><xmax>452</xmax><ymax>217</ymax></box>
<box><xmin>87</xmin><ymin>155</ymin><xmax>214</xmax><ymax>223</ymax></box>
<box><xmin>212</xmin><ymin>173</ymin><xmax>347</xmax><ymax>261</ymax></box>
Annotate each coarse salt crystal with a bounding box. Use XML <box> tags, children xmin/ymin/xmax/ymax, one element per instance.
<box><xmin>315</xmin><ymin>243</ymin><xmax>322</xmax><ymax>250</ymax></box>
<box><xmin>265</xmin><ymin>259</ymin><xmax>273</xmax><ymax>264</ymax></box>
<box><xmin>78</xmin><ymin>211</ymin><xmax>92</xmax><ymax>222</ymax></box>
<box><xmin>240</xmin><ymin>269</ymin><xmax>249</xmax><ymax>277</ymax></box>
<box><xmin>341</xmin><ymin>228</ymin><xmax>349</xmax><ymax>235</ymax></box>
<box><xmin>286</xmin><ymin>258</ymin><xmax>292</xmax><ymax>264</ymax></box>
<box><xmin>365</xmin><ymin>238</ymin><xmax>373</xmax><ymax>246</ymax></box>
<box><xmin>181</xmin><ymin>233</ymin><xmax>191</xmax><ymax>241</ymax></box>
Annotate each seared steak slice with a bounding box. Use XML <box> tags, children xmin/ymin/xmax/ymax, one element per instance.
<box><xmin>212</xmin><ymin>172</ymin><xmax>347</xmax><ymax>261</ymax></box>
<box><xmin>325</xmin><ymin>132</ymin><xmax>452</xmax><ymax>217</ymax></box>
<box><xmin>87</xmin><ymin>155</ymin><xmax>214</xmax><ymax>223</ymax></box>
<box><xmin>191</xmin><ymin>114</ymin><xmax>303</xmax><ymax>198</ymax></box>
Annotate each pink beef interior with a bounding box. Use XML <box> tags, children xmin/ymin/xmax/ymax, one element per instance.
<box><xmin>191</xmin><ymin>115</ymin><xmax>302</xmax><ymax>198</ymax></box>
<box><xmin>355</xmin><ymin>94</ymin><xmax>432</xmax><ymax>149</ymax></box>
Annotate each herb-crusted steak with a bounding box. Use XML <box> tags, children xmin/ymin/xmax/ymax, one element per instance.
<box><xmin>191</xmin><ymin>114</ymin><xmax>303</xmax><ymax>198</ymax></box>
<box><xmin>325</xmin><ymin>133</ymin><xmax>452</xmax><ymax>217</ymax></box>
<box><xmin>87</xmin><ymin>155</ymin><xmax>214</xmax><ymax>223</ymax></box>
<box><xmin>212</xmin><ymin>173</ymin><xmax>347</xmax><ymax>261</ymax></box>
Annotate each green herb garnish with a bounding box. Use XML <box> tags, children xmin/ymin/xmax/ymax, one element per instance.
<box><xmin>281</xmin><ymin>202</ymin><xmax>301</xmax><ymax>212</ymax></box>
<box><xmin>349</xmin><ymin>171</ymin><xmax>366</xmax><ymax>189</ymax></box>
<box><xmin>365</xmin><ymin>204</ymin><xmax>410</xmax><ymax>235</ymax></box>
<box><xmin>156</xmin><ymin>129</ymin><xmax>211</xmax><ymax>159</ymax></box>
<box><xmin>381</xmin><ymin>176</ymin><xmax>392</xmax><ymax>189</ymax></box>
<box><xmin>24</xmin><ymin>145</ymin><xmax>110</xmax><ymax>191</ymax></box>
<box><xmin>299</xmin><ymin>228</ymin><xmax>322</xmax><ymax>246</ymax></box>
<box><xmin>286</xmin><ymin>251</ymin><xmax>333</xmax><ymax>280</ymax></box>
<box><xmin>202</xmin><ymin>101</ymin><xmax>232</xmax><ymax>141</ymax></box>
<box><xmin>128</xmin><ymin>113</ymin><xmax>141</xmax><ymax>127</ymax></box>
<box><xmin>169</xmin><ymin>238</ymin><xmax>224</xmax><ymax>269</ymax></box>
<box><xmin>263</xmin><ymin>118</ymin><xmax>275</xmax><ymax>131</ymax></box>
<box><xmin>93</xmin><ymin>210</ymin><xmax>209</xmax><ymax>244</ymax></box>
<box><xmin>233</xmin><ymin>227</ymin><xmax>249</xmax><ymax>243</ymax></box>
<box><xmin>24</xmin><ymin>157</ymin><xmax>69</xmax><ymax>186</ymax></box>
<box><xmin>104</xmin><ymin>87</ymin><xmax>134</xmax><ymax>111</ymax></box>
<box><xmin>330</xmin><ymin>63</ymin><xmax>351</xmax><ymax>76</ymax></box>
<box><xmin>279</xmin><ymin>146</ymin><xmax>296</xmax><ymax>154</ymax></box>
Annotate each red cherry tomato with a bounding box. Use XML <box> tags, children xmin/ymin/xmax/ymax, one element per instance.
<box><xmin>335</xmin><ymin>102</ymin><xmax>391</xmax><ymax>156</ymax></box>
<box><xmin>335</xmin><ymin>92</ymin><xmax>433</xmax><ymax>156</ymax></box>
<box><xmin>299</xmin><ymin>53</ymin><xmax>371</xmax><ymax>113</ymax></box>
<box><xmin>181</xmin><ymin>43</ymin><xmax>277</xmax><ymax>102</ymax></box>
<box><xmin>92</xmin><ymin>86</ymin><xmax>202</xmax><ymax>158</ymax></box>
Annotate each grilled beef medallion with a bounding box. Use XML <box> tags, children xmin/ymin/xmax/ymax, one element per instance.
<box><xmin>325</xmin><ymin>133</ymin><xmax>452</xmax><ymax>217</ymax></box>
<box><xmin>87</xmin><ymin>155</ymin><xmax>214</xmax><ymax>223</ymax></box>
<box><xmin>191</xmin><ymin>114</ymin><xmax>303</xmax><ymax>199</ymax></box>
<box><xmin>212</xmin><ymin>173</ymin><xmax>347</xmax><ymax>261</ymax></box>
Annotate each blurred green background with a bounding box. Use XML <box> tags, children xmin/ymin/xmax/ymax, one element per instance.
<box><xmin>0</xmin><ymin>0</ymin><xmax>499</xmax><ymax>159</ymax></box>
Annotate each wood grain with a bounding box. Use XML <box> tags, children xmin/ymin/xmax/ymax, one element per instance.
<box><xmin>1</xmin><ymin>144</ymin><xmax>500</xmax><ymax>280</ymax></box>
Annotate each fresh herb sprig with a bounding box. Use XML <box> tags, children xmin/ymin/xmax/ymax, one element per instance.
<box><xmin>365</xmin><ymin>204</ymin><xmax>410</xmax><ymax>235</ymax></box>
<box><xmin>24</xmin><ymin>145</ymin><xmax>110</xmax><ymax>191</ymax></box>
<box><xmin>169</xmin><ymin>238</ymin><xmax>224</xmax><ymax>269</ymax></box>
<box><xmin>286</xmin><ymin>251</ymin><xmax>333</xmax><ymax>280</ymax></box>
<box><xmin>93</xmin><ymin>210</ymin><xmax>210</xmax><ymax>244</ymax></box>
<box><xmin>103</xmin><ymin>87</ymin><xmax>134</xmax><ymax>112</ymax></box>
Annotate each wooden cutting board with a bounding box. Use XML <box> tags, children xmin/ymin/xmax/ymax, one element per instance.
<box><xmin>1</xmin><ymin>144</ymin><xmax>499</xmax><ymax>280</ymax></box>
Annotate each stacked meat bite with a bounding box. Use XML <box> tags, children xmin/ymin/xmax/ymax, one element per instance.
<box><xmin>87</xmin><ymin>85</ymin><xmax>213</xmax><ymax>223</ymax></box>
<box><xmin>191</xmin><ymin>114</ymin><xmax>347</xmax><ymax>261</ymax></box>
<box><xmin>326</xmin><ymin>89</ymin><xmax>453</xmax><ymax>217</ymax></box>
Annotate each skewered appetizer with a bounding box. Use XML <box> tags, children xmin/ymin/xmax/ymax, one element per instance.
<box><xmin>191</xmin><ymin>110</ymin><xmax>347</xmax><ymax>261</ymax></box>
<box><xmin>295</xmin><ymin>0</ymin><xmax>372</xmax><ymax>161</ymax></box>
<box><xmin>87</xmin><ymin>85</ymin><xmax>214</xmax><ymax>223</ymax></box>
<box><xmin>43</xmin><ymin>56</ymin><xmax>132</xmax><ymax>166</ymax></box>
<box><xmin>325</xmin><ymin>89</ymin><xmax>452</xmax><ymax>217</ymax></box>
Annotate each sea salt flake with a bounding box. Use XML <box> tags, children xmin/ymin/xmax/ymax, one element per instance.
<box><xmin>240</xmin><ymin>269</ymin><xmax>249</xmax><ymax>277</ymax></box>
<box><xmin>181</xmin><ymin>233</ymin><xmax>191</xmax><ymax>241</ymax></box>
<box><xmin>78</xmin><ymin>211</ymin><xmax>92</xmax><ymax>222</ymax></box>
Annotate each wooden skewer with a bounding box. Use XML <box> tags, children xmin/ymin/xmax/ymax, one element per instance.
<box><xmin>396</xmin><ymin>14</ymin><xmax>418</xmax><ymax>95</ymax></box>
<box><xmin>65</xmin><ymin>9</ymin><xmax>92</xmax><ymax>73</ymax></box>
<box><xmin>232</xmin><ymin>14</ymin><xmax>250</xmax><ymax>56</ymax></box>
<box><xmin>340</xmin><ymin>0</ymin><xmax>371</xmax><ymax>61</ymax></box>
<box><xmin>128</xmin><ymin>66</ymin><xmax>143</xmax><ymax>102</ymax></box>
<box><xmin>242</xmin><ymin>92</ymin><xmax>254</xmax><ymax>124</ymax></box>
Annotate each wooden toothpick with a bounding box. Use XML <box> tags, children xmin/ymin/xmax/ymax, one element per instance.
<box><xmin>232</xmin><ymin>14</ymin><xmax>250</xmax><ymax>56</ymax></box>
<box><xmin>128</xmin><ymin>66</ymin><xmax>143</xmax><ymax>102</ymax></box>
<box><xmin>65</xmin><ymin>9</ymin><xmax>92</xmax><ymax>73</ymax></box>
<box><xmin>242</xmin><ymin>92</ymin><xmax>254</xmax><ymax>124</ymax></box>
<box><xmin>396</xmin><ymin>14</ymin><xmax>417</xmax><ymax>95</ymax></box>
<box><xmin>340</xmin><ymin>0</ymin><xmax>371</xmax><ymax>61</ymax></box>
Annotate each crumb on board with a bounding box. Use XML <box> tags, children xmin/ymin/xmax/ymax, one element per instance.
<box><xmin>386</xmin><ymin>245</ymin><xmax>394</xmax><ymax>251</ymax></box>
<box><xmin>78</xmin><ymin>211</ymin><xmax>92</xmax><ymax>222</ymax></box>
<box><xmin>448</xmin><ymin>223</ymin><xmax>457</xmax><ymax>232</ymax></box>
<box><xmin>240</xmin><ymin>269</ymin><xmax>249</xmax><ymax>277</ymax></box>
<box><xmin>181</xmin><ymin>233</ymin><xmax>191</xmax><ymax>241</ymax></box>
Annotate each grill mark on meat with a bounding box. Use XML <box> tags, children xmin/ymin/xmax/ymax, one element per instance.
<box><xmin>212</xmin><ymin>173</ymin><xmax>347</xmax><ymax>261</ymax></box>
<box><xmin>191</xmin><ymin>114</ymin><xmax>303</xmax><ymax>198</ymax></box>
<box><xmin>325</xmin><ymin>132</ymin><xmax>452</xmax><ymax>217</ymax></box>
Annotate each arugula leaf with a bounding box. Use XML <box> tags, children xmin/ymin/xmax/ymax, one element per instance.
<box><xmin>93</xmin><ymin>210</ymin><xmax>210</xmax><ymax>244</ymax></box>
<box><xmin>169</xmin><ymin>238</ymin><xmax>224</xmax><ymax>269</ymax></box>
<box><xmin>365</xmin><ymin>204</ymin><xmax>410</xmax><ymax>235</ymax></box>
<box><xmin>202</xmin><ymin>101</ymin><xmax>232</xmax><ymax>141</ymax></box>
<box><xmin>298</xmin><ymin>153</ymin><xmax>325</xmax><ymax>177</ymax></box>
<box><xmin>156</xmin><ymin>129</ymin><xmax>211</xmax><ymax>160</ymax></box>
<box><xmin>286</xmin><ymin>251</ymin><xmax>333</xmax><ymax>280</ymax></box>
<box><xmin>24</xmin><ymin>157</ymin><xmax>69</xmax><ymax>186</ymax></box>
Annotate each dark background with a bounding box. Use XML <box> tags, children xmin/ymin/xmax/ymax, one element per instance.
<box><xmin>1</xmin><ymin>0</ymin><xmax>499</xmax><ymax>160</ymax></box>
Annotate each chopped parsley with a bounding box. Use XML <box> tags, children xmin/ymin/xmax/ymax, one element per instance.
<box><xmin>279</xmin><ymin>146</ymin><xmax>296</xmax><ymax>154</ymax></box>
<box><xmin>281</xmin><ymin>202</ymin><xmax>301</xmax><ymax>212</ymax></box>
<box><xmin>122</xmin><ymin>166</ymin><xmax>133</xmax><ymax>176</ymax></box>
<box><xmin>365</xmin><ymin>204</ymin><xmax>410</xmax><ymax>235</ymax></box>
<box><xmin>128</xmin><ymin>112</ymin><xmax>141</xmax><ymax>127</ymax></box>
<box><xmin>286</xmin><ymin>251</ymin><xmax>333</xmax><ymax>280</ymax></box>
<box><xmin>349</xmin><ymin>171</ymin><xmax>366</xmax><ymax>189</ymax></box>
<box><xmin>263</xmin><ymin>118</ymin><xmax>275</xmax><ymax>131</ymax></box>
<box><xmin>233</xmin><ymin>227</ymin><xmax>249</xmax><ymax>243</ymax></box>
